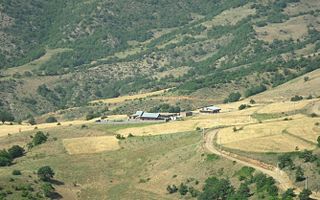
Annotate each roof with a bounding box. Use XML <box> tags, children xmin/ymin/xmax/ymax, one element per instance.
<box><xmin>204</xmin><ymin>106</ymin><xmax>221</xmax><ymax>111</ymax></box>
<box><xmin>133</xmin><ymin>111</ymin><xmax>144</xmax><ymax>117</ymax></box>
<box><xmin>141</xmin><ymin>112</ymin><xmax>160</xmax><ymax>118</ymax></box>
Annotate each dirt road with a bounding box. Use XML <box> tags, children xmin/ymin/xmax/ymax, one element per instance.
<box><xmin>204</xmin><ymin>129</ymin><xmax>320</xmax><ymax>199</ymax></box>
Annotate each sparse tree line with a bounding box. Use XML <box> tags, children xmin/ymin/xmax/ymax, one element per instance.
<box><xmin>0</xmin><ymin>129</ymin><xmax>59</xmax><ymax>199</ymax></box>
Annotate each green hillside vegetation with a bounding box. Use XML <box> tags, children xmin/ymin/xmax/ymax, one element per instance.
<box><xmin>0</xmin><ymin>0</ymin><xmax>320</xmax><ymax>120</ymax></box>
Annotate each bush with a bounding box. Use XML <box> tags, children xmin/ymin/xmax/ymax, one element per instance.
<box><xmin>178</xmin><ymin>183</ymin><xmax>188</xmax><ymax>195</ymax></box>
<box><xmin>250</xmin><ymin>99</ymin><xmax>256</xmax><ymax>104</ymax></box>
<box><xmin>278</xmin><ymin>154</ymin><xmax>294</xmax><ymax>169</ymax></box>
<box><xmin>115</xmin><ymin>134</ymin><xmax>125</xmax><ymax>140</ymax></box>
<box><xmin>167</xmin><ymin>185</ymin><xmax>178</xmax><ymax>194</ymax></box>
<box><xmin>8</xmin><ymin>145</ymin><xmax>25</xmax><ymax>159</ymax></box>
<box><xmin>238</xmin><ymin>104</ymin><xmax>247</xmax><ymax>110</ymax></box>
<box><xmin>291</xmin><ymin>95</ymin><xmax>303</xmax><ymax>102</ymax></box>
<box><xmin>32</xmin><ymin>131</ymin><xmax>48</xmax><ymax>146</ymax></box>
<box><xmin>244</xmin><ymin>84</ymin><xmax>267</xmax><ymax>97</ymax></box>
<box><xmin>41</xmin><ymin>183</ymin><xmax>55</xmax><ymax>197</ymax></box>
<box><xmin>12</xmin><ymin>170</ymin><xmax>21</xmax><ymax>175</ymax></box>
<box><xmin>298</xmin><ymin>189</ymin><xmax>311</xmax><ymax>200</ymax></box>
<box><xmin>86</xmin><ymin>113</ymin><xmax>100</xmax><ymax>120</ymax></box>
<box><xmin>298</xmin><ymin>150</ymin><xmax>317</xmax><ymax>163</ymax></box>
<box><xmin>304</xmin><ymin>76</ymin><xmax>309</xmax><ymax>82</ymax></box>
<box><xmin>310</xmin><ymin>113</ymin><xmax>318</xmax><ymax>118</ymax></box>
<box><xmin>37</xmin><ymin>166</ymin><xmax>55</xmax><ymax>181</ymax></box>
<box><xmin>295</xmin><ymin>166</ymin><xmax>305</xmax><ymax>182</ymax></box>
<box><xmin>0</xmin><ymin>156</ymin><xmax>11</xmax><ymax>166</ymax></box>
<box><xmin>0</xmin><ymin>110</ymin><xmax>15</xmax><ymax>124</ymax></box>
<box><xmin>28</xmin><ymin>117</ymin><xmax>36</xmax><ymax>125</ymax></box>
<box><xmin>224</xmin><ymin>92</ymin><xmax>241</xmax><ymax>103</ymax></box>
<box><xmin>45</xmin><ymin>116</ymin><xmax>57</xmax><ymax>123</ymax></box>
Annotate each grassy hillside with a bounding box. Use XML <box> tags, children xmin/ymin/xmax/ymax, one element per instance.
<box><xmin>0</xmin><ymin>0</ymin><xmax>320</xmax><ymax>120</ymax></box>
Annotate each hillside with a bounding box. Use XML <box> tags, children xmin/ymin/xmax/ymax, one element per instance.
<box><xmin>0</xmin><ymin>0</ymin><xmax>320</xmax><ymax>120</ymax></box>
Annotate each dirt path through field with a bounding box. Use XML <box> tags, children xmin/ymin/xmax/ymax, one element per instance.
<box><xmin>204</xmin><ymin>129</ymin><xmax>320</xmax><ymax>199</ymax></box>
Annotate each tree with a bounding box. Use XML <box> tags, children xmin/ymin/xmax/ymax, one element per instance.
<box><xmin>238</xmin><ymin>104</ymin><xmax>247</xmax><ymax>110</ymax></box>
<box><xmin>0</xmin><ymin>156</ymin><xmax>11</xmax><ymax>166</ymax></box>
<box><xmin>282</xmin><ymin>188</ymin><xmax>296</xmax><ymax>200</ymax></box>
<box><xmin>28</xmin><ymin>116</ymin><xmax>36</xmax><ymax>125</ymax></box>
<box><xmin>317</xmin><ymin>136</ymin><xmax>320</xmax><ymax>147</ymax></box>
<box><xmin>37</xmin><ymin>166</ymin><xmax>55</xmax><ymax>181</ymax></box>
<box><xmin>0</xmin><ymin>110</ymin><xmax>14</xmax><ymax>124</ymax></box>
<box><xmin>298</xmin><ymin>189</ymin><xmax>312</xmax><ymax>200</ymax></box>
<box><xmin>8</xmin><ymin>145</ymin><xmax>25</xmax><ymax>159</ymax></box>
<box><xmin>41</xmin><ymin>183</ymin><xmax>55</xmax><ymax>197</ymax></box>
<box><xmin>278</xmin><ymin>154</ymin><xmax>294</xmax><ymax>169</ymax></box>
<box><xmin>33</xmin><ymin>131</ymin><xmax>48</xmax><ymax>146</ymax></box>
<box><xmin>224</xmin><ymin>92</ymin><xmax>241</xmax><ymax>103</ymax></box>
<box><xmin>198</xmin><ymin>177</ymin><xmax>235</xmax><ymax>200</ymax></box>
<box><xmin>237</xmin><ymin>183</ymin><xmax>250</xmax><ymax>198</ymax></box>
<box><xmin>295</xmin><ymin>166</ymin><xmax>305</xmax><ymax>182</ymax></box>
<box><xmin>178</xmin><ymin>183</ymin><xmax>188</xmax><ymax>195</ymax></box>
<box><xmin>45</xmin><ymin>116</ymin><xmax>57</xmax><ymax>123</ymax></box>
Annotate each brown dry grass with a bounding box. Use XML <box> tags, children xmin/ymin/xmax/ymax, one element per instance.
<box><xmin>0</xmin><ymin>119</ymin><xmax>95</xmax><ymax>138</ymax></box>
<box><xmin>218</xmin><ymin>114</ymin><xmax>319</xmax><ymax>152</ymax></box>
<box><xmin>256</xmin><ymin>99</ymin><xmax>317</xmax><ymax>114</ymax></box>
<box><xmin>202</xmin><ymin>4</ymin><xmax>256</xmax><ymax>28</ymax></box>
<box><xmin>255</xmin><ymin>15</ymin><xmax>310</xmax><ymax>42</ymax></box>
<box><xmin>254</xmin><ymin>68</ymin><xmax>320</xmax><ymax>102</ymax></box>
<box><xmin>63</xmin><ymin>136</ymin><xmax>120</xmax><ymax>155</ymax></box>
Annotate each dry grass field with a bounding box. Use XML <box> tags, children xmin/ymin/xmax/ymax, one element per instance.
<box><xmin>63</xmin><ymin>136</ymin><xmax>120</xmax><ymax>155</ymax></box>
<box><xmin>202</xmin><ymin>4</ymin><xmax>256</xmax><ymax>28</ymax></box>
<box><xmin>254</xmin><ymin>68</ymin><xmax>320</xmax><ymax>102</ymax></box>
<box><xmin>218</xmin><ymin>114</ymin><xmax>319</xmax><ymax>152</ymax></box>
<box><xmin>254</xmin><ymin>15</ymin><xmax>311</xmax><ymax>42</ymax></box>
<box><xmin>256</xmin><ymin>99</ymin><xmax>318</xmax><ymax>114</ymax></box>
<box><xmin>90</xmin><ymin>88</ymin><xmax>171</xmax><ymax>104</ymax></box>
<box><xmin>284</xmin><ymin>0</ymin><xmax>320</xmax><ymax>16</ymax></box>
<box><xmin>0</xmin><ymin>119</ymin><xmax>95</xmax><ymax>138</ymax></box>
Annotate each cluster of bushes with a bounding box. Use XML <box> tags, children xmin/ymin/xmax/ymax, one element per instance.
<box><xmin>0</xmin><ymin>145</ymin><xmax>25</xmax><ymax>166</ymax></box>
<box><xmin>224</xmin><ymin>92</ymin><xmax>241</xmax><ymax>103</ymax></box>
<box><xmin>238</xmin><ymin>104</ymin><xmax>251</xmax><ymax>110</ymax></box>
<box><xmin>244</xmin><ymin>84</ymin><xmax>267</xmax><ymax>97</ymax></box>
<box><xmin>0</xmin><ymin>110</ymin><xmax>15</xmax><ymax>124</ymax></box>
<box><xmin>149</xmin><ymin>103</ymin><xmax>181</xmax><ymax>113</ymax></box>
<box><xmin>291</xmin><ymin>95</ymin><xmax>303</xmax><ymax>102</ymax></box>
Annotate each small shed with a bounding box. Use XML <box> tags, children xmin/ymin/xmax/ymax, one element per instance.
<box><xmin>200</xmin><ymin>106</ymin><xmax>221</xmax><ymax>113</ymax></box>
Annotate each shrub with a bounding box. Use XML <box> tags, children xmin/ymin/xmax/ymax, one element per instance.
<box><xmin>178</xmin><ymin>183</ymin><xmax>188</xmax><ymax>195</ymax></box>
<box><xmin>250</xmin><ymin>99</ymin><xmax>256</xmax><ymax>104</ymax></box>
<box><xmin>41</xmin><ymin>183</ymin><xmax>55</xmax><ymax>197</ymax></box>
<box><xmin>32</xmin><ymin>131</ymin><xmax>48</xmax><ymax>146</ymax></box>
<box><xmin>298</xmin><ymin>189</ymin><xmax>311</xmax><ymax>200</ymax></box>
<box><xmin>12</xmin><ymin>170</ymin><xmax>21</xmax><ymax>175</ymax></box>
<box><xmin>295</xmin><ymin>166</ymin><xmax>305</xmax><ymax>182</ymax></box>
<box><xmin>0</xmin><ymin>110</ymin><xmax>15</xmax><ymax>124</ymax></box>
<box><xmin>224</xmin><ymin>92</ymin><xmax>241</xmax><ymax>103</ymax></box>
<box><xmin>278</xmin><ymin>154</ymin><xmax>294</xmax><ymax>169</ymax></box>
<box><xmin>0</xmin><ymin>156</ymin><xmax>11</xmax><ymax>166</ymax></box>
<box><xmin>304</xmin><ymin>76</ymin><xmax>309</xmax><ymax>82</ymax></box>
<box><xmin>45</xmin><ymin>116</ymin><xmax>57</xmax><ymax>123</ymax></box>
<box><xmin>238</xmin><ymin>104</ymin><xmax>247</xmax><ymax>110</ymax></box>
<box><xmin>8</xmin><ymin>145</ymin><xmax>25</xmax><ymax>159</ymax></box>
<box><xmin>317</xmin><ymin>136</ymin><xmax>320</xmax><ymax>147</ymax></box>
<box><xmin>28</xmin><ymin>117</ymin><xmax>36</xmax><ymax>125</ymax></box>
<box><xmin>291</xmin><ymin>95</ymin><xmax>303</xmax><ymax>102</ymax></box>
<box><xmin>298</xmin><ymin>150</ymin><xmax>317</xmax><ymax>163</ymax></box>
<box><xmin>37</xmin><ymin>166</ymin><xmax>55</xmax><ymax>181</ymax></box>
<box><xmin>167</xmin><ymin>185</ymin><xmax>178</xmax><ymax>194</ymax></box>
<box><xmin>115</xmin><ymin>134</ymin><xmax>125</xmax><ymax>140</ymax></box>
<box><xmin>310</xmin><ymin>113</ymin><xmax>318</xmax><ymax>118</ymax></box>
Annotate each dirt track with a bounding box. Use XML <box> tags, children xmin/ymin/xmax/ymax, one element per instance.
<box><xmin>204</xmin><ymin>129</ymin><xmax>320</xmax><ymax>199</ymax></box>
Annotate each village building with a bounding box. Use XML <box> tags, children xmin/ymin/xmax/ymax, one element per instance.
<box><xmin>200</xmin><ymin>106</ymin><xmax>221</xmax><ymax>113</ymax></box>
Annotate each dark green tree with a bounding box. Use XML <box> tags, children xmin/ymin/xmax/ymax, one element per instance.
<box><xmin>298</xmin><ymin>189</ymin><xmax>312</xmax><ymax>200</ymax></box>
<box><xmin>45</xmin><ymin>116</ymin><xmax>58</xmax><ymax>123</ymax></box>
<box><xmin>198</xmin><ymin>177</ymin><xmax>235</xmax><ymax>200</ymax></box>
<box><xmin>178</xmin><ymin>183</ymin><xmax>188</xmax><ymax>195</ymax></box>
<box><xmin>0</xmin><ymin>110</ymin><xmax>14</xmax><ymax>124</ymax></box>
<box><xmin>8</xmin><ymin>145</ymin><xmax>25</xmax><ymax>159</ymax></box>
<box><xmin>33</xmin><ymin>131</ymin><xmax>48</xmax><ymax>146</ymax></box>
<box><xmin>282</xmin><ymin>188</ymin><xmax>296</xmax><ymax>200</ymax></box>
<box><xmin>295</xmin><ymin>166</ymin><xmax>305</xmax><ymax>182</ymax></box>
<box><xmin>41</xmin><ymin>182</ymin><xmax>55</xmax><ymax>197</ymax></box>
<box><xmin>37</xmin><ymin>166</ymin><xmax>55</xmax><ymax>181</ymax></box>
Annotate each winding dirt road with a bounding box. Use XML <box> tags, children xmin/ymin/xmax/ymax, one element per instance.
<box><xmin>204</xmin><ymin>129</ymin><xmax>320</xmax><ymax>199</ymax></box>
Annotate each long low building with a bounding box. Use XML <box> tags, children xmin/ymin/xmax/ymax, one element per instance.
<box><xmin>200</xmin><ymin>106</ymin><xmax>221</xmax><ymax>113</ymax></box>
<box><xmin>130</xmin><ymin>111</ymin><xmax>178</xmax><ymax>121</ymax></box>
